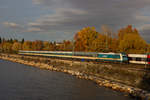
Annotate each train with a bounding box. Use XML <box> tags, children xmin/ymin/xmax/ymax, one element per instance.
<box><xmin>18</xmin><ymin>50</ymin><xmax>150</xmax><ymax>65</ymax></box>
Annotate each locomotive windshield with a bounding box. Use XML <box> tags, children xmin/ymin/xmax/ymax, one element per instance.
<box><xmin>122</xmin><ymin>55</ymin><xmax>128</xmax><ymax>61</ymax></box>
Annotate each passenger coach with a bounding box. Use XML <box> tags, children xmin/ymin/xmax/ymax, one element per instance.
<box><xmin>128</xmin><ymin>54</ymin><xmax>150</xmax><ymax>65</ymax></box>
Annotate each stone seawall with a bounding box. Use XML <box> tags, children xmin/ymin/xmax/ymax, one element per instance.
<box><xmin>0</xmin><ymin>54</ymin><xmax>150</xmax><ymax>100</ymax></box>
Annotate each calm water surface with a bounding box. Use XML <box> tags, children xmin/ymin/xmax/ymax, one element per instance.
<box><xmin>0</xmin><ymin>60</ymin><xmax>134</xmax><ymax>100</ymax></box>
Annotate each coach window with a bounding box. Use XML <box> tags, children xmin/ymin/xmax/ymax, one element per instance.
<box><xmin>128</xmin><ymin>57</ymin><xmax>133</xmax><ymax>60</ymax></box>
<box><xmin>148</xmin><ymin>58</ymin><xmax>150</xmax><ymax>62</ymax></box>
<box><xmin>136</xmin><ymin>58</ymin><xmax>142</xmax><ymax>61</ymax></box>
<box><xmin>141</xmin><ymin>58</ymin><xmax>146</xmax><ymax>61</ymax></box>
<box><xmin>132</xmin><ymin>57</ymin><xmax>137</xmax><ymax>61</ymax></box>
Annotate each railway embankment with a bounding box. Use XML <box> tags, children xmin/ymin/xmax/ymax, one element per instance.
<box><xmin>0</xmin><ymin>53</ymin><xmax>150</xmax><ymax>100</ymax></box>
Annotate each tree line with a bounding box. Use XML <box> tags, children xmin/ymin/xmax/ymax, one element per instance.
<box><xmin>0</xmin><ymin>38</ymin><xmax>73</xmax><ymax>53</ymax></box>
<box><xmin>0</xmin><ymin>25</ymin><xmax>150</xmax><ymax>54</ymax></box>
<box><xmin>74</xmin><ymin>25</ymin><xmax>150</xmax><ymax>53</ymax></box>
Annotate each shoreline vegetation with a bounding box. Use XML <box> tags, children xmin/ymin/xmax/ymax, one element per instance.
<box><xmin>0</xmin><ymin>53</ymin><xmax>150</xmax><ymax>100</ymax></box>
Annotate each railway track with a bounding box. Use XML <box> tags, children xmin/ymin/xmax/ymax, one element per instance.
<box><xmin>19</xmin><ymin>54</ymin><xmax>150</xmax><ymax>73</ymax></box>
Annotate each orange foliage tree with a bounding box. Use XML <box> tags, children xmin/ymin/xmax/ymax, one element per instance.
<box><xmin>74</xmin><ymin>27</ymin><xmax>99</xmax><ymax>51</ymax></box>
<box><xmin>32</xmin><ymin>40</ymin><xmax>43</xmax><ymax>51</ymax></box>
<box><xmin>12</xmin><ymin>42</ymin><xmax>22</xmax><ymax>52</ymax></box>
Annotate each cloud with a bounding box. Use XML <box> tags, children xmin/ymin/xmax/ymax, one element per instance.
<box><xmin>27</xmin><ymin>8</ymin><xmax>88</xmax><ymax>33</ymax></box>
<box><xmin>32</xmin><ymin>0</ymin><xmax>150</xmax><ymax>10</ymax></box>
<box><xmin>3</xmin><ymin>22</ymin><xmax>23</xmax><ymax>29</ymax></box>
<box><xmin>29</xmin><ymin>0</ymin><xmax>150</xmax><ymax>41</ymax></box>
<box><xmin>26</xmin><ymin>27</ymin><xmax>44</xmax><ymax>32</ymax></box>
<box><xmin>32</xmin><ymin>0</ymin><xmax>42</xmax><ymax>5</ymax></box>
<box><xmin>137</xmin><ymin>24</ymin><xmax>150</xmax><ymax>43</ymax></box>
<box><xmin>136</xmin><ymin>15</ymin><xmax>150</xmax><ymax>22</ymax></box>
<box><xmin>138</xmin><ymin>24</ymin><xmax>150</xmax><ymax>31</ymax></box>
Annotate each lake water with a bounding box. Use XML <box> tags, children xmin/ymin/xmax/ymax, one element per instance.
<box><xmin>0</xmin><ymin>60</ymin><xmax>135</xmax><ymax>100</ymax></box>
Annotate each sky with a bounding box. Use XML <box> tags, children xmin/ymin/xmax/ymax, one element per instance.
<box><xmin>0</xmin><ymin>0</ymin><xmax>150</xmax><ymax>42</ymax></box>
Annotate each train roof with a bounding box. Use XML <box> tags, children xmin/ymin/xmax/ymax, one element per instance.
<box><xmin>128</xmin><ymin>54</ymin><xmax>147</xmax><ymax>58</ymax></box>
<box><xmin>19</xmin><ymin>50</ymin><xmax>72</xmax><ymax>53</ymax></box>
<box><xmin>98</xmin><ymin>52</ymin><xmax>123</xmax><ymax>55</ymax></box>
<box><xmin>19</xmin><ymin>50</ymin><xmax>126</xmax><ymax>55</ymax></box>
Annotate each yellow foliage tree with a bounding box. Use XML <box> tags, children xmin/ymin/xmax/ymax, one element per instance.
<box><xmin>119</xmin><ymin>34</ymin><xmax>148</xmax><ymax>53</ymax></box>
<box><xmin>118</xmin><ymin>25</ymin><xmax>148</xmax><ymax>53</ymax></box>
<box><xmin>43</xmin><ymin>41</ymin><xmax>51</xmax><ymax>51</ymax></box>
<box><xmin>91</xmin><ymin>34</ymin><xmax>106</xmax><ymax>52</ymax></box>
<box><xmin>12</xmin><ymin>42</ymin><xmax>22</xmax><ymax>52</ymax></box>
<box><xmin>1</xmin><ymin>42</ymin><xmax>13</xmax><ymax>52</ymax></box>
<box><xmin>32</xmin><ymin>40</ymin><xmax>43</xmax><ymax>51</ymax></box>
<box><xmin>109</xmin><ymin>38</ymin><xmax>119</xmax><ymax>52</ymax></box>
<box><xmin>22</xmin><ymin>41</ymin><xmax>32</xmax><ymax>50</ymax></box>
<box><xmin>118</xmin><ymin>25</ymin><xmax>138</xmax><ymax>41</ymax></box>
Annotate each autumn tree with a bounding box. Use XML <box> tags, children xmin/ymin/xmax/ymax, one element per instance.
<box><xmin>100</xmin><ymin>25</ymin><xmax>118</xmax><ymax>52</ymax></box>
<box><xmin>43</xmin><ymin>41</ymin><xmax>56</xmax><ymax>51</ymax></box>
<box><xmin>101</xmin><ymin>25</ymin><xmax>113</xmax><ymax>37</ymax></box>
<box><xmin>12</xmin><ymin>42</ymin><xmax>22</xmax><ymax>53</ymax></box>
<box><xmin>1</xmin><ymin>42</ymin><xmax>13</xmax><ymax>53</ymax></box>
<box><xmin>148</xmin><ymin>44</ymin><xmax>150</xmax><ymax>52</ymax></box>
<box><xmin>22</xmin><ymin>41</ymin><xmax>32</xmax><ymax>50</ymax></box>
<box><xmin>32</xmin><ymin>40</ymin><xmax>43</xmax><ymax>51</ymax></box>
<box><xmin>2</xmin><ymin>38</ymin><xmax>6</xmax><ymax>43</ymax></box>
<box><xmin>51</xmin><ymin>41</ymin><xmax>57</xmax><ymax>51</ymax></box>
<box><xmin>118</xmin><ymin>25</ymin><xmax>138</xmax><ymax>41</ymax></box>
<box><xmin>91</xmin><ymin>34</ymin><xmax>106</xmax><ymax>52</ymax></box>
<box><xmin>74</xmin><ymin>27</ymin><xmax>99</xmax><ymax>51</ymax></box>
<box><xmin>21</xmin><ymin>38</ymin><xmax>24</xmax><ymax>44</ymax></box>
<box><xmin>109</xmin><ymin>38</ymin><xmax>119</xmax><ymax>52</ymax></box>
<box><xmin>118</xmin><ymin>25</ymin><xmax>148</xmax><ymax>53</ymax></box>
<box><xmin>57</xmin><ymin>40</ymin><xmax>72</xmax><ymax>51</ymax></box>
<box><xmin>0</xmin><ymin>37</ymin><xmax>2</xmax><ymax>52</ymax></box>
<box><xmin>0</xmin><ymin>37</ymin><xmax>2</xmax><ymax>44</ymax></box>
<box><xmin>13</xmin><ymin>39</ymin><xmax>18</xmax><ymax>43</ymax></box>
<box><xmin>8</xmin><ymin>38</ymin><xmax>13</xmax><ymax>43</ymax></box>
<box><xmin>63</xmin><ymin>40</ymin><xmax>73</xmax><ymax>51</ymax></box>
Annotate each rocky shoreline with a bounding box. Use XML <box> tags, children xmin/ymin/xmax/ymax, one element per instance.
<box><xmin>0</xmin><ymin>54</ymin><xmax>150</xmax><ymax>100</ymax></box>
